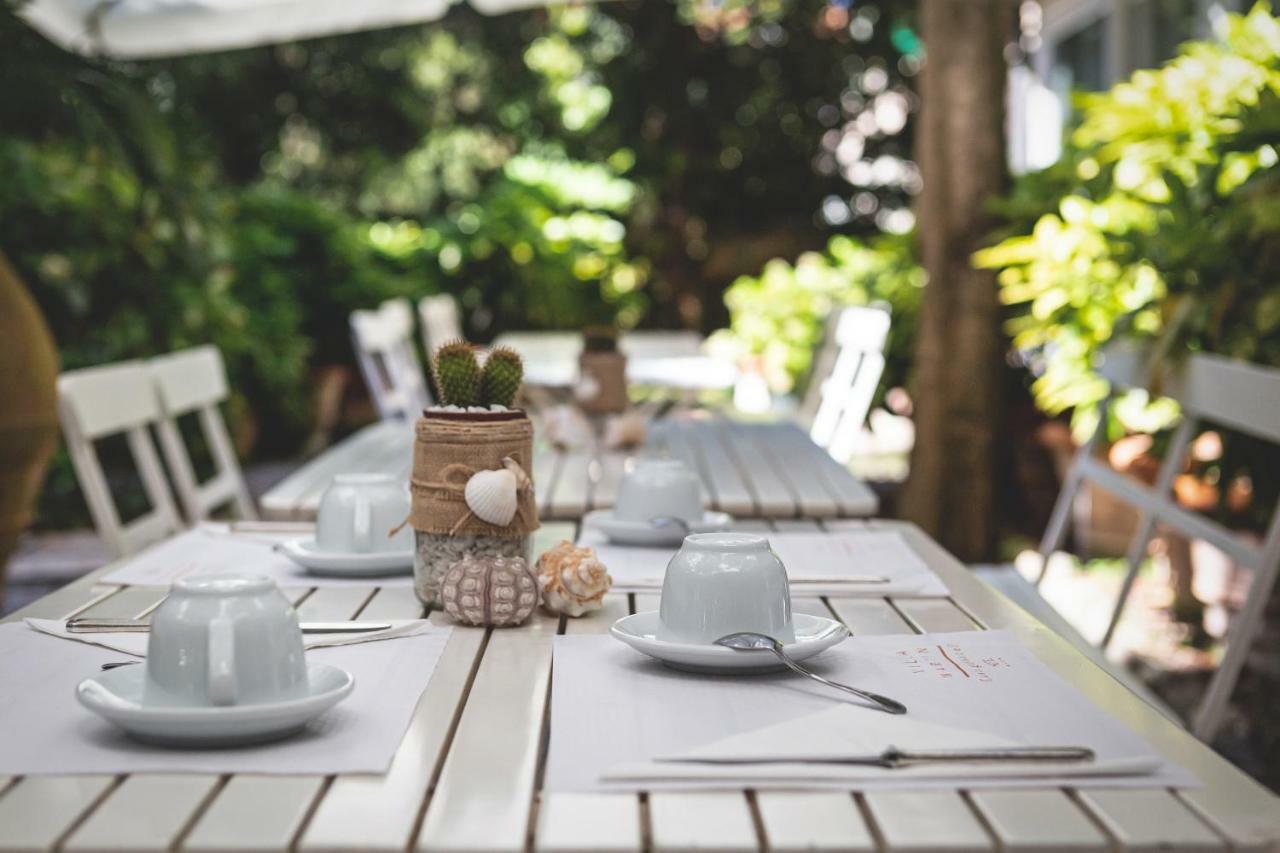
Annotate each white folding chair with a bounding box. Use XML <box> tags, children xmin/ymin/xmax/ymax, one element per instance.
<box><xmin>148</xmin><ymin>345</ymin><xmax>257</xmax><ymax>522</ymax></box>
<box><xmin>57</xmin><ymin>361</ymin><xmax>184</xmax><ymax>558</ymax></box>
<box><xmin>801</xmin><ymin>305</ymin><xmax>891</xmax><ymax>463</ymax></box>
<box><xmin>1033</xmin><ymin>345</ymin><xmax>1280</xmax><ymax>740</ymax></box>
<box><xmin>418</xmin><ymin>293</ymin><xmax>463</xmax><ymax>356</ymax></box>
<box><xmin>351</xmin><ymin>298</ymin><xmax>433</xmax><ymax>420</ymax></box>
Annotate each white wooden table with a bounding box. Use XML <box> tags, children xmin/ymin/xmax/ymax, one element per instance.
<box><xmin>494</xmin><ymin>330</ymin><xmax>739</xmax><ymax>391</ymax></box>
<box><xmin>5</xmin><ymin>517</ymin><xmax>1278</xmax><ymax>852</ymax></box>
<box><xmin>260</xmin><ymin>416</ymin><xmax>879</xmax><ymax>521</ymax></box>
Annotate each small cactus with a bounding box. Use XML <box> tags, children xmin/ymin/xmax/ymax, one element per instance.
<box><xmin>481</xmin><ymin>346</ymin><xmax>524</xmax><ymax>408</ymax></box>
<box><xmin>434</xmin><ymin>341</ymin><xmax>482</xmax><ymax>407</ymax></box>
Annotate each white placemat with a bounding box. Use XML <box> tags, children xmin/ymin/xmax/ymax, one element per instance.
<box><xmin>580</xmin><ymin>529</ymin><xmax>948</xmax><ymax>596</ymax></box>
<box><xmin>101</xmin><ymin>524</ymin><xmax>414</xmax><ymax>588</ymax></box>
<box><xmin>0</xmin><ymin>622</ymin><xmax>451</xmax><ymax>775</ymax></box>
<box><xmin>544</xmin><ymin>630</ymin><xmax>1194</xmax><ymax>791</ymax></box>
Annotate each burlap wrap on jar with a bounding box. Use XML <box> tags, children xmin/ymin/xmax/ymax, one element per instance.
<box><xmin>577</xmin><ymin>351</ymin><xmax>628</xmax><ymax>415</ymax></box>
<box><xmin>409</xmin><ymin>411</ymin><xmax>540</xmax><ymax>606</ymax></box>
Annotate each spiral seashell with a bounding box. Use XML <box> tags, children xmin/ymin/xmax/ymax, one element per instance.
<box><xmin>440</xmin><ymin>554</ymin><xmax>538</xmax><ymax>626</ymax></box>
<box><xmin>464</xmin><ymin>468</ymin><xmax>518</xmax><ymax>526</ymax></box>
<box><xmin>535</xmin><ymin>541</ymin><xmax>613</xmax><ymax>617</ymax></box>
<box><xmin>502</xmin><ymin>456</ymin><xmax>532</xmax><ymax>492</ymax></box>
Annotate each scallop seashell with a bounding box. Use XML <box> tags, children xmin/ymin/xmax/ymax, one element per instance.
<box><xmin>464</xmin><ymin>468</ymin><xmax>518</xmax><ymax>526</ymax></box>
<box><xmin>441</xmin><ymin>554</ymin><xmax>538</xmax><ymax>626</ymax></box>
<box><xmin>535</xmin><ymin>541</ymin><xmax>613</xmax><ymax>617</ymax></box>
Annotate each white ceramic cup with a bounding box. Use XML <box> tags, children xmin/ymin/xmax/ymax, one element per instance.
<box><xmin>614</xmin><ymin>458</ymin><xmax>703</xmax><ymax>523</ymax></box>
<box><xmin>145</xmin><ymin>575</ymin><xmax>307</xmax><ymax>707</ymax></box>
<box><xmin>658</xmin><ymin>532</ymin><xmax>796</xmax><ymax>645</ymax></box>
<box><xmin>316</xmin><ymin>473</ymin><xmax>412</xmax><ymax>554</ymax></box>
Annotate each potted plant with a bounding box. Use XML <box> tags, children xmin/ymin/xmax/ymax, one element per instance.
<box><xmin>576</xmin><ymin>325</ymin><xmax>628</xmax><ymax>415</ymax></box>
<box><xmin>410</xmin><ymin>342</ymin><xmax>539</xmax><ymax>607</ymax></box>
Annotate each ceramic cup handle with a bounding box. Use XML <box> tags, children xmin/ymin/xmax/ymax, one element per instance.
<box><xmin>353</xmin><ymin>494</ymin><xmax>373</xmax><ymax>552</ymax></box>
<box><xmin>207</xmin><ymin>617</ymin><xmax>237</xmax><ymax>706</ymax></box>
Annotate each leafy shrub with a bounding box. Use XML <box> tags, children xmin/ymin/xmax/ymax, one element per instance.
<box><xmin>976</xmin><ymin>4</ymin><xmax>1280</xmax><ymax>439</ymax></box>
<box><xmin>712</xmin><ymin>233</ymin><xmax>923</xmax><ymax>400</ymax></box>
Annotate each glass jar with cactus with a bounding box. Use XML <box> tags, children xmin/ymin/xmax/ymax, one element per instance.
<box><xmin>410</xmin><ymin>342</ymin><xmax>540</xmax><ymax>608</ymax></box>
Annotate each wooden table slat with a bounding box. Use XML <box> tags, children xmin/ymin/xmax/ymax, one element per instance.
<box><xmin>862</xmin><ymin>790</ymin><xmax>994</xmax><ymax>852</ymax></box>
<box><xmin>1075</xmin><ymin>789</ymin><xmax>1226</xmax><ymax>851</ymax></box>
<box><xmin>826</xmin><ymin>598</ymin><xmax>913</xmax><ymax>636</ymax></box>
<box><xmin>648</xmin><ymin>792</ymin><xmax>760</xmax><ymax>853</ymax></box>
<box><xmin>687</xmin><ymin>421</ymin><xmax>756</xmax><ymax>516</ymax></box>
<box><xmin>416</xmin><ymin>613</ymin><xmax>558</xmax><ymax>852</ymax></box>
<box><xmin>722</xmin><ymin>422</ymin><xmax>798</xmax><ymax>517</ymax></box>
<box><xmin>63</xmin><ymin>775</ymin><xmax>220</xmax><ymax>852</ymax></box>
<box><xmin>968</xmin><ymin>790</ymin><xmax>1108</xmax><ymax>852</ymax></box>
<box><xmin>755</xmin><ymin>791</ymin><xmax>875</xmax><ymax>852</ymax></box>
<box><xmin>0</xmin><ymin>776</ymin><xmax>117</xmax><ymax>852</ymax></box>
<box><xmin>298</xmin><ymin>614</ymin><xmax>486</xmax><ymax>852</ymax></box>
<box><xmin>548</xmin><ymin>452</ymin><xmax>592</xmax><ymax>520</ymax></box>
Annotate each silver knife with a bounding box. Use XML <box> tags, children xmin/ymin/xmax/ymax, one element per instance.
<box><xmin>662</xmin><ymin>746</ymin><xmax>1095</xmax><ymax>768</ymax></box>
<box><xmin>66</xmin><ymin>618</ymin><xmax>393</xmax><ymax>634</ymax></box>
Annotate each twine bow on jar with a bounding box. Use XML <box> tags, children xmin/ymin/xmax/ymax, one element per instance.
<box><xmin>412</xmin><ymin>456</ymin><xmax>534</xmax><ymax>535</ymax></box>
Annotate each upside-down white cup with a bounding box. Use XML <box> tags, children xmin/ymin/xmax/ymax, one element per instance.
<box><xmin>658</xmin><ymin>532</ymin><xmax>796</xmax><ymax>645</ymax></box>
<box><xmin>316</xmin><ymin>473</ymin><xmax>412</xmax><ymax>554</ymax></box>
<box><xmin>614</xmin><ymin>458</ymin><xmax>703</xmax><ymax>523</ymax></box>
<box><xmin>144</xmin><ymin>575</ymin><xmax>307</xmax><ymax>707</ymax></box>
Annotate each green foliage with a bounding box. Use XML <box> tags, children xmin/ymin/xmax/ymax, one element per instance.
<box><xmin>712</xmin><ymin>233</ymin><xmax>924</xmax><ymax>399</ymax></box>
<box><xmin>977</xmin><ymin>4</ymin><xmax>1280</xmax><ymax>438</ymax></box>
<box><xmin>480</xmin><ymin>346</ymin><xmax>524</xmax><ymax>408</ymax></box>
<box><xmin>434</xmin><ymin>342</ymin><xmax>483</xmax><ymax>407</ymax></box>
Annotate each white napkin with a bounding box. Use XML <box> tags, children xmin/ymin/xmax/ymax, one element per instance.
<box><xmin>581</xmin><ymin>529</ymin><xmax>947</xmax><ymax>596</ymax></box>
<box><xmin>100</xmin><ymin>523</ymin><xmax>415</xmax><ymax>588</ymax></box>
<box><xmin>544</xmin><ymin>631</ymin><xmax>1194</xmax><ymax>791</ymax></box>
<box><xmin>23</xmin><ymin>617</ymin><xmax>436</xmax><ymax>657</ymax></box>
<box><xmin>0</xmin><ymin>622</ymin><xmax>452</xmax><ymax>776</ymax></box>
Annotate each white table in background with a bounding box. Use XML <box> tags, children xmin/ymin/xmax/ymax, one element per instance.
<box><xmin>5</xmin><ymin>516</ymin><xmax>1277</xmax><ymax>852</ymax></box>
<box><xmin>260</xmin><ymin>415</ymin><xmax>878</xmax><ymax>521</ymax></box>
<box><xmin>494</xmin><ymin>330</ymin><xmax>738</xmax><ymax>391</ymax></box>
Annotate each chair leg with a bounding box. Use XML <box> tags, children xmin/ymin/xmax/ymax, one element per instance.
<box><xmin>1035</xmin><ymin>462</ymin><xmax>1083</xmax><ymax>586</ymax></box>
<box><xmin>1192</xmin><ymin>533</ymin><xmax>1280</xmax><ymax>740</ymax></box>
<box><xmin>1100</xmin><ymin>514</ymin><xmax>1157</xmax><ymax>650</ymax></box>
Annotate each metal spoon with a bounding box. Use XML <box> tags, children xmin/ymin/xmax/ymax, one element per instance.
<box><xmin>650</xmin><ymin>516</ymin><xmax>691</xmax><ymax>535</ymax></box>
<box><xmin>714</xmin><ymin>631</ymin><xmax>908</xmax><ymax>715</ymax></box>
<box><xmin>100</xmin><ymin>660</ymin><xmax>141</xmax><ymax>670</ymax></box>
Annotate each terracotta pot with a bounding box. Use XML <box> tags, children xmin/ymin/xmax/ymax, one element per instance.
<box><xmin>0</xmin><ymin>251</ymin><xmax>60</xmax><ymax>601</ymax></box>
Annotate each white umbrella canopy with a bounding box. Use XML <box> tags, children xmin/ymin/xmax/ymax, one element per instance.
<box><xmin>19</xmin><ymin>0</ymin><xmax>553</xmax><ymax>59</ymax></box>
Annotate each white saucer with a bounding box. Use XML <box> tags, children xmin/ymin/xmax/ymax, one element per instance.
<box><xmin>584</xmin><ymin>509</ymin><xmax>733</xmax><ymax>547</ymax></box>
<box><xmin>77</xmin><ymin>662</ymin><xmax>355</xmax><ymax>747</ymax></box>
<box><xmin>610</xmin><ymin>611</ymin><xmax>849</xmax><ymax>674</ymax></box>
<box><xmin>278</xmin><ymin>538</ymin><xmax>413</xmax><ymax>577</ymax></box>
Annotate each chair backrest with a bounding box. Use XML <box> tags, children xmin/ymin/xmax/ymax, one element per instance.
<box><xmin>57</xmin><ymin>361</ymin><xmax>184</xmax><ymax>558</ymax></box>
<box><xmin>148</xmin><ymin>345</ymin><xmax>256</xmax><ymax>523</ymax></box>
<box><xmin>1038</xmin><ymin>344</ymin><xmax>1280</xmax><ymax>742</ymax></box>
<box><xmin>351</xmin><ymin>298</ymin><xmax>432</xmax><ymax>420</ymax></box>
<box><xmin>803</xmin><ymin>305</ymin><xmax>891</xmax><ymax>463</ymax></box>
<box><xmin>418</xmin><ymin>294</ymin><xmax>463</xmax><ymax>357</ymax></box>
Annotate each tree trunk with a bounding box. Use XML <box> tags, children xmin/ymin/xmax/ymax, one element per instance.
<box><xmin>900</xmin><ymin>0</ymin><xmax>1012</xmax><ymax>562</ymax></box>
